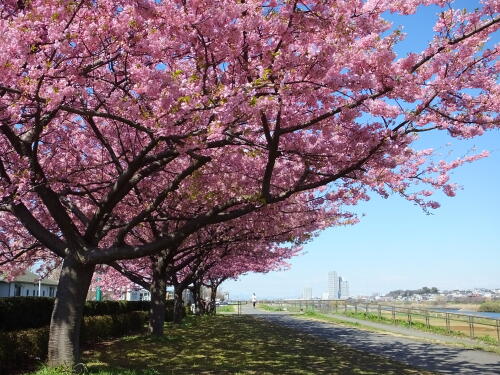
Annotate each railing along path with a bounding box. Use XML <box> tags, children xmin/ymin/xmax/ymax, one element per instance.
<box><xmin>262</xmin><ymin>299</ymin><xmax>500</xmax><ymax>344</ymax></box>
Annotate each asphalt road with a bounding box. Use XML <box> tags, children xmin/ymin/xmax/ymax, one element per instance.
<box><xmin>241</xmin><ymin>304</ymin><xmax>500</xmax><ymax>374</ymax></box>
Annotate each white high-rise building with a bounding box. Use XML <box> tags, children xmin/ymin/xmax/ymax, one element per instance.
<box><xmin>340</xmin><ymin>280</ymin><xmax>350</xmax><ymax>299</ymax></box>
<box><xmin>328</xmin><ymin>271</ymin><xmax>338</xmax><ymax>299</ymax></box>
<box><xmin>328</xmin><ymin>271</ymin><xmax>350</xmax><ymax>299</ymax></box>
<box><xmin>303</xmin><ymin>287</ymin><xmax>312</xmax><ymax>300</ymax></box>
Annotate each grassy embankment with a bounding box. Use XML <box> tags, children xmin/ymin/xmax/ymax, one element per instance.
<box><xmin>27</xmin><ymin>315</ymin><xmax>433</xmax><ymax>375</ymax></box>
<box><xmin>299</xmin><ymin>309</ymin><xmax>500</xmax><ymax>348</ymax></box>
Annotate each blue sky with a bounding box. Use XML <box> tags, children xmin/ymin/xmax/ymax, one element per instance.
<box><xmin>222</xmin><ymin>0</ymin><xmax>500</xmax><ymax>299</ymax></box>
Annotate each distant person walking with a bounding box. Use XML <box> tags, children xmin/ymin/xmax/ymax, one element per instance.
<box><xmin>252</xmin><ymin>293</ymin><xmax>257</xmax><ymax>308</ymax></box>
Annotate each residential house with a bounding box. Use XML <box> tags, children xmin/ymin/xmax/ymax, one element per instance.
<box><xmin>0</xmin><ymin>271</ymin><xmax>58</xmax><ymax>298</ymax></box>
<box><xmin>121</xmin><ymin>287</ymin><xmax>151</xmax><ymax>301</ymax></box>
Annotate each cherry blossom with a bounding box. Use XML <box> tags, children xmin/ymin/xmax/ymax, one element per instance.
<box><xmin>0</xmin><ymin>0</ymin><xmax>498</xmax><ymax>366</ymax></box>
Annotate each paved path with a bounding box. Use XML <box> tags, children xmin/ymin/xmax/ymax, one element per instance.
<box><xmin>241</xmin><ymin>305</ymin><xmax>500</xmax><ymax>374</ymax></box>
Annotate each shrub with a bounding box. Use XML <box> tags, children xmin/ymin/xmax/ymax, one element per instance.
<box><xmin>80</xmin><ymin>311</ymin><xmax>147</xmax><ymax>343</ymax></box>
<box><xmin>83</xmin><ymin>300</ymin><xmax>150</xmax><ymax>316</ymax></box>
<box><xmin>0</xmin><ymin>326</ymin><xmax>49</xmax><ymax>373</ymax></box>
<box><xmin>0</xmin><ymin>298</ymin><xmax>154</xmax><ymax>331</ymax></box>
<box><xmin>0</xmin><ymin>297</ymin><xmax>54</xmax><ymax>331</ymax></box>
<box><xmin>0</xmin><ymin>311</ymin><xmax>148</xmax><ymax>374</ymax></box>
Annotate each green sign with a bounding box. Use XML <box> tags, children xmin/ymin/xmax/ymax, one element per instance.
<box><xmin>96</xmin><ymin>286</ymin><xmax>102</xmax><ymax>301</ymax></box>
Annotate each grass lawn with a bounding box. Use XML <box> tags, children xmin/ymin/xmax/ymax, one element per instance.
<box><xmin>28</xmin><ymin>315</ymin><xmax>433</xmax><ymax>375</ymax></box>
<box><xmin>257</xmin><ymin>303</ymin><xmax>287</xmax><ymax>312</ymax></box>
<box><xmin>215</xmin><ymin>304</ymin><xmax>236</xmax><ymax>313</ymax></box>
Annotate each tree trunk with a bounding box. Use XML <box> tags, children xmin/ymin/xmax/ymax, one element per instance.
<box><xmin>149</xmin><ymin>256</ymin><xmax>167</xmax><ymax>336</ymax></box>
<box><xmin>48</xmin><ymin>257</ymin><xmax>95</xmax><ymax>367</ymax></box>
<box><xmin>173</xmin><ymin>285</ymin><xmax>184</xmax><ymax>324</ymax></box>
<box><xmin>194</xmin><ymin>281</ymin><xmax>205</xmax><ymax>315</ymax></box>
<box><xmin>209</xmin><ymin>285</ymin><xmax>218</xmax><ymax>315</ymax></box>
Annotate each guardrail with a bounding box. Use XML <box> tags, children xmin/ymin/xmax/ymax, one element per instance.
<box><xmin>263</xmin><ymin>300</ymin><xmax>500</xmax><ymax>344</ymax></box>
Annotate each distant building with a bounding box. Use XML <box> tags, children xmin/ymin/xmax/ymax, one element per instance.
<box><xmin>122</xmin><ymin>287</ymin><xmax>151</xmax><ymax>301</ymax></box>
<box><xmin>321</xmin><ymin>292</ymin><xmax>329</xmax><ymax>300</ymax></box>
<box><xmin>328</xmin><ymin>271</ymin><xmax>339</xmax><ymax>299</ymax></box>
<box><xmin>338</xmin><ymin>276</ymin><xmax>343</xmax><ymax>298</ymax></box>
<box><xmin>328</xmin><ymin>271</ymin><xmax>349</xmax><ymax>299</ymax></box>
<box><xmin>303</xmin><ymin>287</ymin><xmax>312</xmax><ymax>300</ymax></box>
<box><xmin>0</xmin><ymin>271</ymin><xmax>58</xmax><ymax>298</ymax></box>
<box><xmin>340</xmin><ymin>280</ymin><xmax>349</xmax><ymax>299</ymax></box>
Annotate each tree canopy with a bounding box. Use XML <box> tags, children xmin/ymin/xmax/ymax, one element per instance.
<box><xmin>0</xmin><ymin>0</ymin><xmax>498</xmax><ymax>366</ymax></box>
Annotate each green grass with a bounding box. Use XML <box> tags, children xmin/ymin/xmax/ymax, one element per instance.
<box><xmin>302</xmin><ymin>309</ymin><xmax>454</xmax><ymax>334</ymax></box>
<box><xmin>215</xmin><ymin>304</ymin><xmax>235</xmax><ymax>313</ymax></box>
<box><xmin>29</xmin><ymin>367</ymin><xmax>160</xmax><ymax>375</ymax></box>
<box><xmin>27</xmin><ymin>315</ymin><xmax>434</xmax><ymax>375</ymax></box>
<box><xmin>257</xmin><ymin>303</ymin><xmax>287</xmax><ymax>312</ymax></box>
<box><xmin>343</xmin><ymin>310</ymin><xmax>456</xmax><ymax>335</ymax></box>
<box><xmin>476</xmin><ymin>334</ymin><xmax>500</xmax><ymax>346</ymax></box>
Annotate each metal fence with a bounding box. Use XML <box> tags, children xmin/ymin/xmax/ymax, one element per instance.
<box><xmin>263</xmin><ymin>299</ymin><xmax>500</xmax><ymax>344</ymax></box>
<box><xmin>217</xmin><ymin>300</ymin><xmax>247</xmax><ymax>315</ymax></box>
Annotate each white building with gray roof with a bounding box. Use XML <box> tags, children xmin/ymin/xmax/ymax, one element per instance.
<box><xmin>0</xmin><ymin>271</ymin><xmax>58</xmax><ymax>298</ymax></box>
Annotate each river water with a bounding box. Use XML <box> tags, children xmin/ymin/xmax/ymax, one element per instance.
<box><xmin>430</xmin><ymin>308</ymin><xmax>500</xmax><ymax>319</ymax></box>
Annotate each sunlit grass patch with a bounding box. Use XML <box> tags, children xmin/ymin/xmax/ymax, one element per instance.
<box><xmin>216</xmin><ymin>304</ymin><xmax>236</xmax><ymax>313</ymax></box>
<box><xmin>257</xmin><ymin>303</ymin><xmax>287</xmax><ymax>312</ymax></box>
<box><xmin>28</xmin><ymin>315</ymin><xmax>434</xmax><ymax>375</ymax></box>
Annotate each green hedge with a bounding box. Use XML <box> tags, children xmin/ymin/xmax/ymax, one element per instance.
<box><xmin>84</xmin><ymin>300</ymin><xmax>151</xmax><ymax>316</ymax></box>
<box><xmin>0</xmin><ymin>311</ymin><xmax>148</xmax><ymax>374</ymax></box>
<box><xmin>0</xmin><ymin>326</ymin><xmax>49</xmax><ymax>373</ymax></box>
<box><xmin>0</xmin><ymin>297</ymin><xmax>55</xmax><ymax>332</ymax></box>
<box><xmin>0</xmin><ymin>298</ymin><xmax>157</xmax><ymax>331</ymax></box>
<box><xmin>81</xmin><ymin>311</ymin><xmax>148</xmax><ymax>342</ymax></box>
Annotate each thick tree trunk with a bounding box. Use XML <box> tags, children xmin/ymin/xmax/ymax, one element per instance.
<box><xmin>172</xmin><ymin>285</ymin><xmax>184</xmax><ymax>324</ymax></box>
<box><xmin>193</xmin><ymin>281</ymin><xmax>205</xmax><ymax>315</ymax></box>
<box><xmin>149</xmin><ymin>256</ymin><xmax>167</xmax><ymax>336</ymax></box>
<box><xmin>209</xmin><ymin>285</ymin><xmax>218</xmax><ymax>315</ymax></box>
<box><xmin>48</xmin><ymin>257</ymin><xmax>95</xmax><ymax>367</ymax></box>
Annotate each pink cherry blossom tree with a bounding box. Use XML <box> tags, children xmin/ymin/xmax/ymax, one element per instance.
<box><xmin>0</xmin><ymin>0</ymin><xmax>498</xmax><ymax>366</ymax></box>
<box><xmin>104</xmin><ymin>198</ymin><xmax>327</xmax><ymax>330</ymax></box>
<box><xmin>200</xmin><ymin>242</ymin><xmax>299</xmax><ymax>314</ymax></box>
